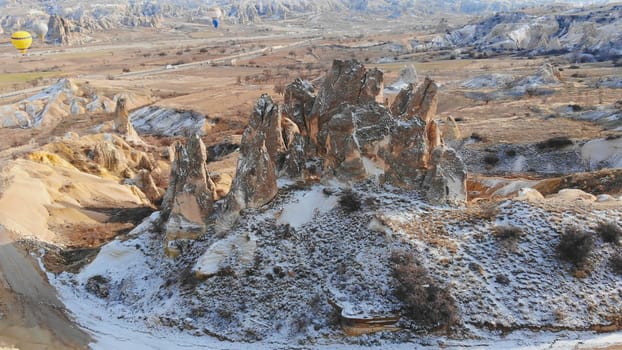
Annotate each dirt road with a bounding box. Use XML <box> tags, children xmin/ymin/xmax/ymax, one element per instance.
<box><xmin>0</xmin><ymin>226</ymin><xmax>91</xmax><ymax>350</ymax></box>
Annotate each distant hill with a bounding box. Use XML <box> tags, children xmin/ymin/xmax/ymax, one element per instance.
<box><xmin>413</xmin><ymin>3</ymin><xmax>622</xmax><ymax>61</ymax></box>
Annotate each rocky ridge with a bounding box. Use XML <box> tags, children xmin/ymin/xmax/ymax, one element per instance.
<box><xmin>418</xmin><ymin>4</ymin><xmax>622</xmax><ymax>61</ymax></box>
<box><xmin>0</xmin><ymin>79</ymin><xmax>150</xmax><ymax>130</ymax></box>
<box><xmin>220</xmin><ymin>59</ymin><xmax>466</xmax><ymax>220</ymax></box>
<box><xmin>152</xmin><ymin>59</ymin><xmax>469</xmax><ymax>287</ymax></box>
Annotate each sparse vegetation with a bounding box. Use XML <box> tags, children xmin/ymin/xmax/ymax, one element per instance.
<box><xmin>557</xmin><ymin>226</ymin><xmax>594</xmax><ymax>266</ymax></box>
<box><xmin>339</xmin><ymin>190</ymin><xmax>361</xmax><ymax>213</ymax></box>
<box><xmin>495</xmin><ymin>274</ymin><xmax>510</xmax><ymax>285</ymax></box>
<box><xmin>85</xmin><ymin>275</ymin><xmax>110</xmax><ymax>298</ymax></box>
<box><xmin>494</xmin><ymin>225</ymin><xmax>523</xmax><ymax>241</ymax></box>
<box><xmin>483</xmin><ymin>154</ymin><xmax>500</xmax><ymax>166</ymax></box>
<box><xmin>610</xmin><ymin>254</ymin><xmax>622</xmax><ymax>274</ymax></box>
<box><xmin>478</xmin><ymin>201</ymin><xmax>499</xmax><ymax>221</ymax></box>
<box><xmin>470</xmin><ymin>132</ymin><xmax>486</xmax><ymax>142</ymax></box>
<box><xmin>391</xmin><ymin>251</ymin><xmax>458</xmax><ymax>330</ymax></box>
<box><xmin>596</xmin><ymin>222</ymin><xmax>622</xmax><ymax>245</ymax></box>
<box><xmin>536</xmin><ymin>136</ymin><xmax>573</xmax><ymax>149</ymax></box>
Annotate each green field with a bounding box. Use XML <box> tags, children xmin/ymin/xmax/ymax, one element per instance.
<box><xmin>0</xmin><ymin>71</ymin><xmax>66</xmax><ymax>84</ymax></box>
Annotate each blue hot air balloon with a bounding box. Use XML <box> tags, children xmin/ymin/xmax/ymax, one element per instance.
<box><xmin>212</xmin><ymin>18</ymin><xmax>219</xmax><ymax>29</ymax></box>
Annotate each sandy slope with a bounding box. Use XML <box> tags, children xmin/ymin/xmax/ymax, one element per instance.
<box><xmin>0</xmin><ymin>149</ymin><xmax>151</xmax><ymax>348</ymax></box>
<box><xmin>0</xmin><ymin>226</ymin><xmax>91</xmax><ymax>350</ymax></box>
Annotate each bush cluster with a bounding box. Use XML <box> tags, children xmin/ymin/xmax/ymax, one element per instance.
<box><xmin>391</xmin><ymin>251</ymin><xmax>458</xmax><ymax>330</ymax></box>
<box><xmin>610</xmin><ymin>254</ymin><xmax>622</xmax><ymax>275</ymax></box>
<box><xmin>493</xmin><ymin>225</ymin><xmax>523</xmax><ymax>241</ymax></box>
<box><xmin>557</xmin><ymin>226</ymin><xmax>594</xmax><ymax>265</ymax></box>
<box><xmin>596</xmin><ymin>222</ymin><xmax>622</xmax><ymax>245</ymax></box>
<box><xmin>483</xmin><ymin>154</ymin><xmax>500</xmax><ymax>166</ymax></box>
<box><xmin>339</xmin><ymin>190</ymin><xmax>361</xmax><ymax>213</ymax></box>
<box><xmin>536</xmin><ymin>136</ymin><xmax>573</xmax><ymax>149</ymax></box>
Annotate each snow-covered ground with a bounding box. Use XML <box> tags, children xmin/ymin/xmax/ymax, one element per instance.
<box><xmin>46</xmin><ymin>182</ymin><xmax>622</xmax><ymax>349</ymax></box>
<box><xmin>130</xmin><ymin>106</ymin><xmax>210</xmax><ymax>137</ymax></box>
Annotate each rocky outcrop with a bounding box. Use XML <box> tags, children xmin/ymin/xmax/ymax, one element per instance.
<box><xmin>281</xmin><ymin>117</ymin><xmax>300</xmax><ymax>149</ymax></box>
<box><xmin>283</xmin><ymin>61</ymin><xmax>467</xmax><ymax>203</ymax></box>
<box><xmin>422</xmin><ymin>146</ymin><xmax>467</xmax><ymax>204</ymax></box>
<box><xmin>160</xmin><ymin>135</ymin><xmax>216</xmax><ymax>257</ymax></box>
<box><xmin>308</xmin><ymin>59</ymin><xmax>383</xmax><ymax>146</ymax></box>
<box><xmin>45</xmin><ymin>15</ymin><xmax>72</xmax><ymax>45</ymax></box>
<box><xmin>422</xmin><ymin>4</ymin><xmax>622</xmax><ymax>61</ymax></box>
<box><xmin>390</xmin><ymin>77</ymin><xmax>437</xmax><ymax>121</ymax></box>
<box><xmin>386</xmin><ymin>65</ymin><xmax>418</xmax><ymax>92</ymax></box>
<box><xmin>218</xmin><ymin>60</ymin><xmax>466</xmax><ymax>228</ymax></box>
<box><xmin>113</xmin><ymin>95</ymin><xmax>141</xmax><ymax>144</ymax></box>
<box><xmin>134</xmin><ymin>169</ymin><xmax>163</xmax><ymax>204</ymax></box>
<box><xmin>441</xmin><ymin>116</ymin><xmax>462</xmax><ymax>145</ymax></box>
<box><xmin>319</xmin><ymin>103</ymin><xmax>393</xmax><ymax>181</ymax></box>
<box><xmin>282</xmin><ymin>78</ymin><xmax>315</xmax><ymax>136</ymax></box>
<box><xmin>92</xmin><ymin>141</ymin><xmax>128</xmax><ymax>174</ymax></box>
<box><xmin>129</xmin><ymin>106</ymin><xmax>209</xmax><ymax>137</ymax></box>
<box><xmin>383</xmin><ymin>77</ymin><xmax>443</xmax><ymax>188</ymax></box>
<box><xmin>222</xmin><ymin>95</ymin><xmax>280</xmax><ymax>223</ymax></box>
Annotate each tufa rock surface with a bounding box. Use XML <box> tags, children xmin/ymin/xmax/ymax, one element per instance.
<box><xmin>113</xmin><ymin>95</ymin><xmax>142</xmax><ymax>144</ymax></box>
<box><xmin>319</xmin><ymin>103</ymin><xmax>393</xmax><ymax>181</ymax></box>
<box><xmin>46</xmin><ymin>15</ymin><xmax>72</xmax><ymax>45</ymax></box>
<box><xmin>216</xmin><ymin>59</ymin><xmax>466</xmax><ymax>231</ymax></box>
<box><xmin>422</xmin><ymin>146</ymin><xmax>468</xmax><ymax>204</ymax></box>
<box><xmin>282</xmin><ymin>78</ymin><xmax>316</xmax><ymax>137</ymax></box>
<box><xmin>308</xmin><ymin>59</ymin><xmax>384</xmax><ymax>146</ymax></box>
<box><xmin>234</xmin><ymin>60</ymin><xmax>465</xmax><ymax>204</ymax></box>
<box><xmin>221</xmin><ymin>95</ymin><xmax>280</xmax><ymax>224</ymax></box>
<box><xmin>160</xmin><ymin>135</ymin><xmax>216</xmax><ymax>256</ymax></box>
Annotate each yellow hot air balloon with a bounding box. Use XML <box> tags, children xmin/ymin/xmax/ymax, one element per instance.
<box><xmin>11</xmin><ymin>31</ymin><xmax>33</xmax><ymax>54</ymax></box>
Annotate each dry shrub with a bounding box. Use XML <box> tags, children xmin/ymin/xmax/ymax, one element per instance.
<box><xmin>596</xmin><ymin>222</ymin><xmax>622</xmax><ymax>245</ymax></box>
<box><xmin>478</xmin><ymin>201</ymin><xmax>499</xmax><ymax>221</ymax></box>
<box><xmin>339</xmin><ymin>190</ymin><xmax>361</xmax><ymax>213</ymax></box>
<box><xmin>557</xmin><ymin>226</ymin><xmax>594</xmax><ymax>265</ymax></box>
<box><xmin>391</xmin><ymin>251</ymin><xmax>458</xmax><ymax>330</ymax></box>
<box><xmin>483</xmin><ymin>154</ymin><xmax>500</xmax><ymax>166</ymax></box>
<box><xmin>470</xmin><ymin>133</ymin><xmax>487</xmax><ymax>142</ymax></box>
<box><xmin>610</xmin><ymin>254</ymin><xmax>622</xmax><ymax>274</ymax></box>
<box><xmin>536</xmin><ymin>136</ymin><xmax>573</xmax><ymax>149</ymax></box>
<box><xmin>493</xmin><ymin>225</ymin><xmax>523</xmax><ymax>241</ymax></box>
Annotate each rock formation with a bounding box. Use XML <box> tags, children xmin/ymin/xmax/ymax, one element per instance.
<box><xmin>389</xmin><ymin>77</ymin><xmax>442</xmax><ymax>163</ymax></box>
<box><xmin>92</xmin><ymin>140</ymin><xmax>128</xmax><ymax>174</ymax></box>
<box><xmin>308</xmin><ymin>59</ymin><xmax>384</xmax><ymax>146</ymax></box>
<box><xmin>318</xmin><ymin>103</ymin><xmax>394</xmax><ymax>181</ymax></box>
<box><xmin>386</xmin><ymin>64</ymin><xmax>418</xmax><ymax>92</ymax></box>
<box><xmin>134</xmin><ymin>169</ymin><xmax>163</xmax><ymax>204</ymax></box>
<box><xmin>222</xmin><ymin>59</ymin><xmax>466</xmax><ymax>207</ymax></box>
<box><xmin>160</xmin><ymin>135</ymin><xmax>216</xmax><ymax>257</ymax></box>
<box><xmin>441</xmin><ymin>116</ymin><xmax>462</xmax><ymax>146</ymax></box>
<box><xmin>113</xmin><ymin>95</ymin><xmax>142</xmax><ymax>144</ymax></box>
<box><xmin>422</xmin><ymin>146</ymin><xmax>468</xmax><ymax>204</ymax></box>
<box><xmin>282</xmin><ymin>78</ymin><xmax>315</xmax><ymax>137</ymax></box>
<box><xmin>222</xmin><ymin>95</ymin><xmax>280</xmax><ymax>224</ymax></box>
<box><xmin>45</xmin><ymin>15</ymin><xmax>72</xmax><ymax>45</ymax></box>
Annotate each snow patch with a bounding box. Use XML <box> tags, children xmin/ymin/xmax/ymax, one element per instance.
<box><xmin>277</xmin><ymin>185</ymin><xmax>338</xmax><ymax>229</ymax></box>
<box><xmin>193</xmin><ymin>232</ymin><xmax>257</xmax><ymax>277</ymax></box>
<box><xmin>581</xmin><ymin>137</ymin><xmax>622</xmax><ymax>169</ymax></box>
